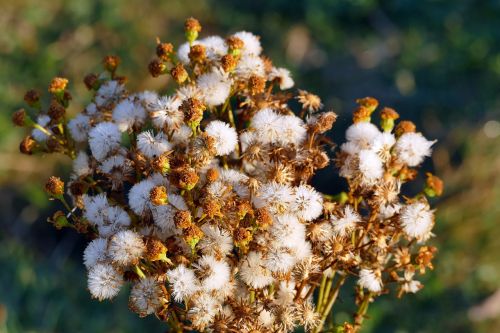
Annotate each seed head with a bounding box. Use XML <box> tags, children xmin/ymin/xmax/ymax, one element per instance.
<box><xmin>45</xmin><ymin>176</ymin><xmax>65</xmax><ymax>197</ymax></box>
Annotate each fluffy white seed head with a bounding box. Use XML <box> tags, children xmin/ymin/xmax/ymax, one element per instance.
<box><xmin>68</xmin><ymin>114</ymin><xmax>90</xmax><ymax>142</ymax></box>
<box><xmin>31</xmin><ymin>115</ymin><xmax>51</xmax><ymax>142</ymax></box>
<box><xmin>112</xmin><ymin>98</ymin><xmax>146</xmax><ymax>132</ymax></box>
<box><xmin>87</xmin><ymin>263</ymin><xmax>123</xmax><ymax>301</ymax></box>
<box><xmin>239</xmin><ymin>251</ymin><xmax>274</xmax><ymax>289</ymax></box>
<box><xmin>291</xmin><ymin>185</ymin><xmax>324</xmax><ymax>221</ymax></box>
<box><xmin>129</xmin><ymin>277</ymin><xmax>167</xmax><ymax>317</ymax></box>
<box><xmin>137</xmin><ymin>131</ymin><xmax>172</xmax><ymax>158</ymax></box>
<box><xmin>194</xmin><ymin>255</ymin><xmax>231</xmax><ymax>291</ymax></box>
<box><xmin>395</xmin><ymin>132</ymin><xmax>435</xmax><ymax>167</ymax></box>
<box><xmin>331</xmin><ymin>205</ymin><xmax>360</xmax><ymax>237</ymax></box>
<box><xmin>108</xmin><ymin>230</ymin><xmax>145</xmax><ymax>266</ymax></box>
<box><xmin>233</xmin><ymin>31</ymin><xmax>262</xmax><ymax>56</ymax></box>
<box><xmin>167</xmin><ymin>264</ymin><xmax>200</xmax><ymax>302</ymax></box>
<box><xmin>399</xmin><ymin>202</ymin><xmax>435</xmax><ymax>241</ymax></box>
<box><xmin>88</xmin><ymin>122</ymin><xmax>121</xmax><ymax>161</ymax></box>
<box><xmin>197</xmin><ymin>68</ymin><xmax>232</xmax><ymax>106</ymax></box>
<box><xmin>358</xmin><ymin>269</ymin><xmax>383</xmax><ymax>293</ymax></box>
<box><xmin>205</xmin><ymin>120</ymin><xmax>238</xmax><ymax>155</ymax></box>
<box><xmin>83</xmin><ymin>238</ymin><xmax>109</xmax><ymax>269</ymax></box>
<box><xmin>269</xmin><ymin>67</ymin><xmax>294</xmax><ymax>90</ymax></box>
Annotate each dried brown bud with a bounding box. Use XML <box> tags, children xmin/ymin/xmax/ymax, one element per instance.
<box><xmin>170</xmin><ymin>167</ymin><xmax>199</xmax><ymax>190</ymax></box>
<box><xmin>20</xmin><ymin>136</ymin><xmax>36</xmax><ymax>155</ymax></box>
<box><xmin>24</xmin><ymin>89</ymin><xmax>40</xmax><ymax>107</ymax></box>
<box><xmin>12</xmin><ymin>109</ymin><xmax>30</xmax><ymax>127</ymax></box>
<box><xmin>255</xmin><ymin>208</ymin><xmax>273</xmax><ymax>229</ymax></box>
<box><xmin>311</xmin><ymin>149</ymin><xmax>330</xmax><ymax>169</ymax></box>
<box><xmin>144</xmin><ymin>237</ymin><xmax>169</xmax><ymax>261</ymax></box>
<box><xmin>180</xmin><ymin>97</ymin><xmax>205</xmax><ymax>126</ymax></box>
<box><xmin>174</xmin><ymin>210</ymin><xmax>192</xmax><ymax>229</ymax></box>
<box><xmin>221</xmin><ymin>54</ymin><xmax>238</xmax><ymax>72</ymax></box>
<box><xmin>83</xmin><ymin>73</ymin><xmax>99</xmax><ymax>90</ymax></box>
<box><xmin>69</xmin><ymin>181</ymin><xmax>87</xmax><ymax>197</ymax></box>
<box><xmin>226</xmin><ymin>36</ymin><xmax>244</xmax><ymax>51</ymax></box>
<box><xmin>380</xmin><ymin>107</ymin><xmax>400</xmax><ymax>120</ymax></box>
<box><xmin>395</xmin><ymin>120</ymin><xmax>416</xmax><ymax>137</ymax></box>
<box><xmin>156</xmin><ymin>40</ymin><xmax>174</xmax><ymax>60</ymax></box>
<box><xmin>248</xmin><ymin>75</ymin><xmax>266</xmax><ymax>95</ymax></box>
<box><xmin>148</xmin><ymin>59</ymin><xmax>167</xmax><ymax>77</ymax></box>
<box><xmin>352</xmin><ymin>106</ymin><xmax>373</xmax><ymax>123</ymax></box>
<box><xmin>416</xmin><ymin>246</ymin><xmax>437</xmax><ymax>274</ymax></box>
<box><xmin>201</xmin><ymin>198</ymin><xmax>222</xmax><ymax>219</ymax></box>
<box><xmin>206</xmin><ymin>168</ymin><xmax>219</xmax><ymax>183</ymax></box>
<box><xmin>356</xmin><ymin>96</ymin><xmax>379</xmax><ymax>113</ymax></box>
<box><xmin>150</xmin><ymin>185</ymin><xmax>168</xmax><ymax>206</ymax></box>
<box><xmin>424</xmin><ymin>173</ymin><xmax>444</xmax><ymax>197</ymax></box>
<box><xmin>103</xmin><ymin>55</ymin><xmax>120</xmax><ymax>73</ymax></box>
<box><xmin>48</xmin><ymin>77</ymin><xmax>68</xmax><ymax>94</ymax></box>
<box><xmin>380</xmin><ymin>107</ymin><xmax>400</xmax><ymax>132</ymax></box>
<box><xmin>188</xmin><ymin>44</ymin><xmax>206</xmax><ymax>63</ymax></box>
<box><xmin>45</xmin><ymin>176</ymin><xmax>65</xmax><ymax>197</ymax></box>
<box><xmin>183</xmin><ymin>224</ymin><xmax>204</xmax><ymax>249</ymax></box>
<box><xmin>48</xmin><ymin>100</ymin><xmax>66</xmax><ymax>121</ymax></box>
<box><xmin>51</xmin><ymin>211</ymin><xmax>71</xmax><ymax>230</ymax></box>
<box><xmin>185</xmin><ymin>17</ymin><xmax>202</xmax><ymax>33</ymax></box>
<box><xmin>233</xmin><ymin>227</ymin><xmax>252</xmax><ymax>248</ymax></box>
<box><xmin>170</xmin><ymin>63</ymin><xmax>188</xmax><ymax>84</ymax></box>
<box><xmin>236</xmin><ymin>200</ymin><xmax>253</xmax><ymax>220</ymax></box>
<box><xmin>152</xmin><ymin>153</ymin><xmax>171</xmax><ymax>175</ymax></box>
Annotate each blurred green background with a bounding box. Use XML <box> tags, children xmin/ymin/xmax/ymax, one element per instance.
<box><xmin>1</xmin><ymin>0</ymin><xmax>499</xmax><ymax>332</ymax></box>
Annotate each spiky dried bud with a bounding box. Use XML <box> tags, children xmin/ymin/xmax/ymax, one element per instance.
<box><xmin>221</xmin><ymin>54</ymin><xmax>238</xmax><ymax>72</ymax></box>
<box><xmin>24</xmin><ymin>89</ymin><xmax>40</xmax><ymax>107</ymax></box>
<box><xmin>416</xmin><ymin>246</ymin><xmax>437</xmax><ymax>274</ymax></box>
<box><xmin>170</xmin><ymin>63</ymin><xmax>188</xmax><ymax>84</ymax></box>
<box><xmin>144</xmin><ymin>237</ymin><xmax>169</xmax><ymax>261</ymax></box>
<box><xmin>152</xmin><ymin>153</ymin><xmax>171</xmax><ymax>175</ymax></box>
<box><xmin>205</xmin><ymin>168</ymin><xmax>219</xmax><ymax>183</ymax></box>
<box><xmin>150</xmin><ymin>185</ymin><xmax>168</xmax><ymax>206</ymax></box>
<box><xmin>424</xmin><ymin>173</ymin><xmax>444</xmax><ymax>197</ymax></box>
<box><xmin>156</xmin><ymin>40</ymin><xmax>174</xmax><ymax>60</ymax></box>
<box><xmin>148</xmin><ymin>59</ymin><xmax>167</xmax><ymax>77</ymax></box>
<box><xmin>180</xmin><ymin>98</ymin><xmax>205</xmax><ymax>127</ymax></box>
<box><xmin>380</xmin><ymin>107</ymin><xmax>400</xmax><ymax>132</ymax></box>
<box><xmin>185</xmin><ymin>17</ymin><xmax>202</xmax><ymax>43</ymax></box>
<box><xmin>200</xmin><ymin>199</ymin><xmax>221</xmax><ymax>219</ymax></box>
<box><xmin>174</xmin><ymin>210</ymin><xmax>192</xmax><ymax>229</ymax></box>
<box><xmin>48</xmin><ymin>77</ymin><xmax>68</xmax><ymax>94</ymax></box>
<box><xmin>255</xmin><ymin>208</ymin><xmax>273</xmax><ymax>229</ymax></box>
<box><xmin>188</xmin><ymin>44</ymin><xmax>206</xmax><ymax>63</ymax></box>
<box><xmin>311</xmin><ymin>149</ymin><xmax>330</xmax><ymax>169</ymax></box>
<box><xmin>395</xmin><ymin>120</ymin><xmax>416</xmax><ymax>137</ymax></box>
<box><xmin>248</xmin><ymin>75</ymin><xmax>266</xmax><ymax>96</ymax></box>
<box><xmin>45</xmin><ymin>176</ymin><xmax>65</xmax><ymax>197</ymax></box>
<box><xmin>83</xmin><ymin>73</ymin><xmax>99</xmax><ymax>90</ymax></box>
<box><xmin>12</xmin><ymin>109</ymin><xmax>33</xmax><ymax>127</ymax></box>
<box><xmin>297</xmin><ymin>89</ymin><xmax>323</xmax><ymax>112</ymax></box>
<box><xmin>48</xmin><ymin>100</ymin><xmax>66</xmax><ymax>121</ymax></box>
<box><xmin>103</xmin><ymin>55</ymin><xmax>120</xmax><ymax>73</ymax></box>
<box><xmin>315</xmin><ymin>111</ymin><xmax>337</xmax><ymax>133</ymax></box>
<box><xmin>19</xmin><ymin>136</ymin><xmax>36</xmax><ymax>155</ymax></box>
<box><xmin>226</xmin><ymin>36</ymin><xmax>244</xmax><ymax>55</ymax></box>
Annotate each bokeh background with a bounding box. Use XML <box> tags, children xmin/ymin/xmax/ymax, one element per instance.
<box><xmin>1</xmin><ymin>0</ymin><xmax>499</xmax><ymax>332</ymax></box>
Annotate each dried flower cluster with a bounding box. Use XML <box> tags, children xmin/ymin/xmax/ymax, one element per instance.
<box><xmin>13</xmin><ymin>18</ymin><xmax>443</xmax><ymax>333</ymax></box>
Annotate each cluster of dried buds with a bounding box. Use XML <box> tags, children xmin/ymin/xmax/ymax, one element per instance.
<box><xmin>13</xmin><ymin>18</ymin><xmax>443</xmax><ymax>333</ymax></box>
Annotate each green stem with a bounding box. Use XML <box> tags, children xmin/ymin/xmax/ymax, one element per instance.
<box><xmin>317</xmin><ymin>274</ymin><xmax>328</xmax><ymax>313</ymax></box>
<box><xmin>314</xmin><ymin>275</ymin><xmax>346</xmax><ymax>333</ymax></box>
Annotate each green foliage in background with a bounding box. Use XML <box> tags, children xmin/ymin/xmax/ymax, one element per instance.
<box><xmin>0</xmin><ymin>0</ymin><xmax>499</xmax><ymax>332</ymax></box>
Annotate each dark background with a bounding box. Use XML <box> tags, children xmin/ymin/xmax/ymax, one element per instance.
<box><xmin>0</xmin><ymin>0</ymin><xmax>499</xmax><ymax>332</ymax></box>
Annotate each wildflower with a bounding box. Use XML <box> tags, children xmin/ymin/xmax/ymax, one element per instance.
<box><xmin>297</xmin><ymin>89</ymin><xmax>323</xmax><ymax>112</ymax></box>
